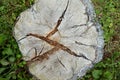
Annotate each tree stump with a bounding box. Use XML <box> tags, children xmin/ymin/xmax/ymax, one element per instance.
<box><xmin>14</xmin><ymin>0</ymin><xmax>104</xmax><ymax>80</ymax></box>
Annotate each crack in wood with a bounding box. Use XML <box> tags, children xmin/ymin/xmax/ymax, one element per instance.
<box><xmin>26</xmin><ymin>33</ymin><xmax>90</xmax><ymax>64</ymax></box>
<box><xmin>27</xmin><ymin>47</ymin><xmax>59</xmax><ymax>65</ymax></box>
<box><xmin>46</xmin><ymin>0</ymin><xmax>69</xmax><ymax>38</ymax></box>
<box><xmin>57</xmin><ymin>57</ymin><xmax>67</xmax><ymax>70</ymax></box>
<box><xmin>34</xmin><ymin>47</ymin><xmax>37</xmax><ymax>57</ymax></box>
<box><xmin>38</xmin><ymin>46</ymin><xmax>44</xmax><ymax>56</ymax></box>
<box><xmin>27</xmin><ymin>33</ymin><xmax>81</xmax><ymax>57</ymax></box>
<box><xmin>75</xmin><ymin>41</ymin><xmax>96</xmax><ymax>48</ymax></box>
<box><xmin>40</xmin><ymin>66</ymin><xmax>46</xmax><ymax>71</ymax></box>
<box><xmin>19</xmin><ymin>0</ymin><xmax>92</xmax><ymax>65</ymax></box>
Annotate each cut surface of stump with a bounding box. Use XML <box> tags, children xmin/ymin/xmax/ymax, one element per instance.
<box><xmin>14</xmin><ymin>0</ymin><xmax>104</xmax><ymax>80</ymax></box>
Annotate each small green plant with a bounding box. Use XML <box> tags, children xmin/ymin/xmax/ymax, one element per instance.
<box><xmin>0</xmin><ymin>0</ymin><xmax>34</xmax><ymax>80</ymax></box>
<box><xmin>80</xmin><ymin>0</ymin><xmax>120</xmax><ymax>80</ymax></box>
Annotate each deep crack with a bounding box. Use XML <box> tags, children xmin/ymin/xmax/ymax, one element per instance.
<box><xmin>46</xmin><ymin>0</ymin><xmax>69</xmax><ymax>38</ymax></box>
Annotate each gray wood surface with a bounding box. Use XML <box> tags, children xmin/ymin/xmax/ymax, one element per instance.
<box><xmin>14</xmin><ymin>0</ymin><xmax>104</xmax><ymax>80</ymax></box>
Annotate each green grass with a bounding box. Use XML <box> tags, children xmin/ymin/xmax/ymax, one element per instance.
<box><xmin>80</xmin><ymin>0</ymin><xmax>120</xmax><ymax>80</ymax></box>
<box><xmin>0</xmin><ymin>0</ymin><xmax>120</xmax><ymax>80</ymax></box>
<box><xmin>0</xmin><ymin>0</ymin><xmax>34</xmax><ymax>80</ymax></box>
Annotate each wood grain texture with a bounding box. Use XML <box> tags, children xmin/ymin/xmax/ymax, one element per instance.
<box><xmin>14</xmin><ymin>0</ymin><xmax>104</xmax><ymax>80</ymax></box>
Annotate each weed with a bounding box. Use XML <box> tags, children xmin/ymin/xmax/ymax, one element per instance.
<box><xmin>0</xmin><ymin>0</ymin><xmax>34</xmax><ymax>80</ymax></box>
<box><xmin>80</xmin><ymin>0</ymin><xmax>120</xmax><ymax>80</ymax></box>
